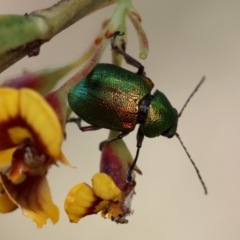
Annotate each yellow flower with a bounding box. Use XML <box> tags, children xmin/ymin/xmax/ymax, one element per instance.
<box><xmin>64</xmin><ymin>173</ymin><xmax>131</xmax><ymax>223</ymax></box>
<box><xmin>65</xmin><ymin>131</ymin><xmax>142</xmax><ymax>224</ymax></box>
<box><xmin>0</xmin><ymin>88</ymin><xmax>69</xmax><ymax>228</ymax></box>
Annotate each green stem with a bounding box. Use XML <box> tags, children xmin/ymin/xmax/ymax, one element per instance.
<box><xmin>0</xmin><ymin>0</ymin><xmax>116</xmax><ymax>73</ymax></box>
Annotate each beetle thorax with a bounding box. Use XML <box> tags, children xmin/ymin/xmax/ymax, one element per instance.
<box><xmin>139</xmin><ymin>90</ymin><xmax>178</xmax><ymax>138</ymax></box>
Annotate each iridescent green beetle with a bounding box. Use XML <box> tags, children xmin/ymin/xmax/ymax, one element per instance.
<box><xmin>68</xmin><ymin>32</ymin><xmax>207</xmax><ymax>194</ymax></box>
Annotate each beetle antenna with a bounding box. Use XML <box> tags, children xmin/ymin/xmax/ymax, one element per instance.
<box><xmin>175</xmin><ymin>132</ymin><xmax>207</xmax><ymax>195</ymax></box>
<box><xmin>178</xmin><ymin>76</ymin><xmax>205</xmax><ymax>118</ymax></box>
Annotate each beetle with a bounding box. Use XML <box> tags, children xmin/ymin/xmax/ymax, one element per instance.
<box><xmin>67</xmin><ymin>32</ymin><xmax>207</xmax><ymax>194</ymax></box>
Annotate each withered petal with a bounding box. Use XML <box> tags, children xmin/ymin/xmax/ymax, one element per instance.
<box><xmin>58</xmin><ymin>151</ymin><xmax>72</xmax><ymax>166</ymax></box>
<box><xmin>0</xmin><ymin>183</ymin><xmax>17</xmax><ymax>213</ymax></box>
<box><xmin>1</xmin><ymin>174</ymin><xmax>59</xmax><ymax>228</ymax></box>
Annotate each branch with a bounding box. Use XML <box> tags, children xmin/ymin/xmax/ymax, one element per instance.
<box><xmin>0</xmin><ymin>0</ymin><xmax>116</xmax><ymax>73</ymax></box>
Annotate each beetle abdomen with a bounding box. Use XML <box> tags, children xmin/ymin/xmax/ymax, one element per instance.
<box><xmin>68</xmin><ymin>64</ymin><xmax>154</xmax><ymax>132</ymax></box>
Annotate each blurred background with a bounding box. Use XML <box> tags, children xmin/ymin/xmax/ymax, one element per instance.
<box><xmin>1</xmin><ymin>0</ymin><xmax>240</xmax><ymax>239</ymax></box>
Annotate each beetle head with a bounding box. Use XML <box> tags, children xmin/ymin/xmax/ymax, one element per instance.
<box><xmin>161</xmin><ymin>108</ymin><xmax>178</xmax><ymax>138</ymax></box>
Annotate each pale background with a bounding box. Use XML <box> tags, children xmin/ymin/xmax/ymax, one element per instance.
<box><xmin>1</xmin><ymin>0</ymin><xmax>240</xmax><ymax>239</ymax></box>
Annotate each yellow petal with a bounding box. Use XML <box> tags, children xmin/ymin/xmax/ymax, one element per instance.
<box><xmin>0</xmin><ymin>88</ymin><xmax>63</xmax><ymax>159</ymax></box>
<box><xmin>0</xmin><ymin>89</ymin><xmax>20</xmax><ymax>150</ymax></box>
<box><xmin>0</xmin><ymin>183</ymin><xmax>17</xmax><ymax>213</ymax></box>
<box><xmin>1</xmin><ymin>174</ymin><xmax>59</xmax><ymax>228</ymax></box>
<box><xmin>8</xmin><ymin>127</ymin><xmax>33</xmax><ymax>145</ymax></box>
<box><xmin>19</xmin><ymin>88</ymin><xmax>63</xmax><ymax>158</ymax></box>
<box><xmin>0</xmin><ymin>88</ymin><xmax>19</xmax><ymax>122</ymax></box>
<box><xmin>92</xmin><ymin>173</ymin><xmax>121</xmax><ymax>201</ymax></box>
<box><xmin>0</xmin><ymin>148</ymin><xmax>16</xmax><ymax>171</ymax></box>
<box><xmin>64</xmin><ymin>182</ymin><xmax>106</xmax><ymax>223</ymax></box>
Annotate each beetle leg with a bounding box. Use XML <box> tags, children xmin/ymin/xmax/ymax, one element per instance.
<box><xmin>126</xmin><ymin>128</ymin><xmax>144</xmax><ymax>183</ymax></box>
<box><xmin>111</xmin><ymin>31</ymin><xmax>145</xmax><ymax>76</ymax></box>
<box><xmin>99</xmin><ymin>132</ymin><xmax>129</xmax><ymax>150</ymax></box>
<box><xmin>66</xmin><ymin>117</ymin><xmax>101</xmax><ymax>131</ymax></box>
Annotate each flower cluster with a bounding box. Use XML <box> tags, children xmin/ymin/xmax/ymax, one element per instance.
<box><xmin>0</xmin><ymin>87</ymin><xmax>71</xmax><ymax>227</ymax></box>
<box><xmin>0</xmin><ymin>0</ymin><xmax>148</xmax><ymax>227</ymax></box>
<box><xmin>65</xmin><ymin>131</ymin><xmax>142</xmax><ymax>224</ymax></box>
